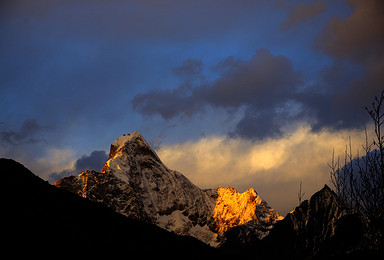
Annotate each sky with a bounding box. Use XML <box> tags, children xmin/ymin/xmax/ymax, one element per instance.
<box><xmin>1</xmin><ymin>0</ymin><xmax>384</xmax><ymax>215</ymax></box>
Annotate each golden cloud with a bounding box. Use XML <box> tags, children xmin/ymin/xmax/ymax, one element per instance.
<box><xmin>157</xmin><ymin>124</ymin><xmax>369</xmax><ymax>215</ymax></box>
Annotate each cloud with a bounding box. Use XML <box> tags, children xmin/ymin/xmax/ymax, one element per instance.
<box><xmin>132</xmin><ymin>49</ymin><xmax>303</xmax><ymax>139</ymax></box>
<box><xmin>230</xmin><ymin>102</ymin><xmax>305</xmax><ymax>139</ymax></box>
<box><xmin>132</xmin><ymin>87</ymin><xmax>201</xmax><ymax>120</ymax></box>
<box><xmin>201</xmin><ymin>49</ymin><xmax>301</xmax><ymax>108</ymax></box>
<box><xmin>315</xmin><ymin>0</ymin><xmax>384</xmax><ymax>62</ymax></box>
<box><xmin>311</xmin><ymin>0</ymin><xmax>384</xmax><ymax>130</ymax></box>
<box><xmin>131</xmin><ymin>1</ymin><xmax>384</xmax><ymax>140</ymax></box>
<box><xmin>48</xmin><ymin>150</ymin><xmax>108</xmax><ymax>183</ymax></box>
<box><xmin>281</xmin><ymin>1</ymin><xmax>326</xmax><ymax>30</ymax></box>
<box><xmin>157</xmin><ymin>124</ymin><xmax>369</xmax><ymax>215</ymax></box>
<box><xmin>33</xmin><ymin>148</ymin><xmax>77</xmax><ymax>180</ymax></box>
<box><xmin>0</xmin><ymin>119</ymin><xmax>51</xmax><ymax>146</ymax></box>
<box><xmin>74</xmin><ymin>150</ymin><xmax>109</xmax><ymax>172</ymax></box>
<box><xmin>172</xmin><ymin>59</ymin><xmax>203</xmax><ymax>78</ymax></box>
<box><xmin>0</xmin><ymin>119</ymin><xmax>78</xmax><ymax>181</ymax></box>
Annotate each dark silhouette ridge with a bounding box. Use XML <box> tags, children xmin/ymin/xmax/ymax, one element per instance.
<box><xmin>2</xmin><ymin>158</ymin><xmax>383</xmax><ymax>259</ymax></box>
<box><xmin>1</xmin><ymin>158</ymin><xmax>224</xmax><ymax>259</ymax></box>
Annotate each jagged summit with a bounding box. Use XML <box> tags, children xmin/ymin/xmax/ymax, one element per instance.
<box><xmin>112</xmin><ymin>131</ymin><xmax>143</xmax><ymax>148</ymax></box>
<box><xmin>317</xmin><ymin>184</ymin><xmax>333</xmax><ymax>195</ymax></box>
<box><xmin>213</xmin><ymin>187</ymin><xmax>282</xmax><ymax>235</ymax></box>
<box><xmin>109</xmin><ymin>131</ymin><xmax>159</xmax><ymax>159</ymax></box>
<box><xmin>55</xmin><ymin>131</ymin><xmax>283</xmax><ymax>246</ymax></box>
<box><xmin>257</xmin><ymin>183</ymin><xmax>364</xmax><ymax>259</ymax></box>
<box><xmin>109</xmin><ymin>132</ymin><xmax>143</xmax><ymax>159</ymax></box>
<box><xmin>101</xmin><ymin>131</ymin><xmax>162</xmax><ymax>173</ymax></box>
<box><xmin>212</xmin><ymin>186</ymin><xmax>283</xmax><ymax>245</ymax></box>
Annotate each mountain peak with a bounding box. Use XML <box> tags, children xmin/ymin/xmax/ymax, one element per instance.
<box><xmin>101</xmin><ymin>131</ymin><xmax>163</xmax><ymax>173</ymax></box>
<box><xmin>56</xmin><ymin>132</ymin><xmax>283</xmax><ymax>246</ymax></box>
<box><xmin>112</xmin><ymin>131</ymin><xmax>144</xmax><ymax>146</ymax></box>
<box><xmin>213</xmin><ymin>186</ymin><xmax>282</xmax><ymax>235</ymax></box>
<box><xmin>320</xmin><ymin>184</ymin><xmax>332</xmax><ymax>193</ymax></box>
<box><xmin>101</xmin><ymin>131</ymin><xmax>163</xmax><ymax>175</ymax></box>
<box><xmin>108</xmin><ymin>131</ymin><xmax>148</xmax><ymax>159</ymax></box>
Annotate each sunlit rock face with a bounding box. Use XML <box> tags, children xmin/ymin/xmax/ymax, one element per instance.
<box><xmin>55</xmin><ymin>131</ymin><xmax>282</xmax><ymax>246</ymax></box>
<box><xmin>213</xmin><ymin>187</ymin><xmax>283</xmax><ymax>240</ymax></box>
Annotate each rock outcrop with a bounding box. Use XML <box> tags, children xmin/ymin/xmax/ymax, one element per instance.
<box><xmin>212</xmin><ymin>187</ymin><xmax>282</xmax><ymax>240</ymax></box>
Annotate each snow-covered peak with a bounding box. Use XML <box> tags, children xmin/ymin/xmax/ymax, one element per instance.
<box><xmin>111</xmin><ymin>131</ymin><xmax>144</xmax><ymax>150</ymax></box>
<box><xmin>107</xmin><ymin>131</ymin><xmax>161</xmax><ymax>162</ymax></box>
<box><xmin>56</xmin><ymin>131</ymin><xmax>283</xmax><ymax>247</ymax></box>
<box><xmin>109</xmin><ymin>132</ymin><xmax>145</xmax><ymax>158</ymax></box>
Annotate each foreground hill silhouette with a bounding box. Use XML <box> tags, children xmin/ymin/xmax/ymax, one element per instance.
<box><xmin>1</xmin><ymin>158</ymin><xmax>223</xmax><ymax>258</ymax></box>
<box><xmin>2</xmin><ymin>156</ymin><xmax>383</xmax><ymax>259</ymax></box>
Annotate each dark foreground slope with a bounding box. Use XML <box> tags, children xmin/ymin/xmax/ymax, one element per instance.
<box><xmin>1</xmin><ymin>158</ymin><xmax>223</xmax><ymax>259</ymax></box>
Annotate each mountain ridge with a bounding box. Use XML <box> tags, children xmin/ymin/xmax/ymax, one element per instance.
<box><xmin>2</xmin><ymin>132</ymin><xmax>381</xmax><ymax>258</ymax></box>
<box><xmin>55</xmin><ymin>131</ymin><xmax>283</xmax><ymax>246</ymax></box>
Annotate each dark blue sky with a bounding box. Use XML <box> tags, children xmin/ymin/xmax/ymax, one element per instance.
<box><xmin>1</xmin><ymin>0</ymin><xmax>383</xmax><ymax>213</ymax></box>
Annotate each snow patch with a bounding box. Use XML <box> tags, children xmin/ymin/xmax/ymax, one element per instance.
<box><xmin>157</xmin><ymin>211</ymin><xmax>217</xmax><ymax>245</ymax></box>
<box><xmin>111</xmin><ymin>132</ymin><xmax>142</xmax><ymax>150</ymax></box>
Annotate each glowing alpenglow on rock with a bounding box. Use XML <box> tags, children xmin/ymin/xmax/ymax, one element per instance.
<box><xmin>213</xmin><ymin>187</ymin><xmax>283</xmax><ymax>236</ymax></box>
<box><xmin>55</xmin><ymin>131</ymin><xmax>283</xmax><ymax>246</ymax></box>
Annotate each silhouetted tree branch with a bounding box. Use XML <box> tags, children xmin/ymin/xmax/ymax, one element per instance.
<box><xmin>329</xmin><ymin>90</ymin><xmax>384</xmax><ymax>249</ymax></box>
<box><xmin>297</xmin><ymin>181</ymin><xmax>305</xmax><ymax>205</ymax></box>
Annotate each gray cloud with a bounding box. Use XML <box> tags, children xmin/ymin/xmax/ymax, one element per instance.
<box><xmin>132</xmin><ymin>1</ymin><xmax>384</xmax><ymax>140</ymax></box>
<box><xmin>281</xmin><ymin>0</ymin><xmax>326</xmax><ymax>30</ymax></box>
<box><xmin>74</xmin><ymin>150</ymin><xmax>109</xmax><ymax>172</ymax></box>
<box><xmin>134</xmin><ymin>49</ymin><xmax>301</xmax><ymax>112</ymax></box>
<box><xmin>230</xmin><ymin>108</ymin><xmax>283</xmax><ymax>139</ymax></box>
<box><xmin>310</xmin><ymin>0</ymin><xmax>384</xmax><ymax>130</ymax></box>
<box><xmin>315</xmin><ymin>0</ymin><xmax>384</xmax><ymax>62</ymax></box>
<box><xmin>0</xmin><ymin>119</ymin><xmax>50</xmax><ymax>146</ymax></box>
<box><xmin>201</xmin><ymin>49</ymin><xmax>301</xmax><ymax>108</ymax></box>
<box><xmin>49</xmin><ymin>150</ymin><xmax>108</xmax><ymax>183</ymax></box>
<box><xmin>172</xmin><ymin>59</ymin><xmax>203</xmax><ymax>78</ymax></box>
<box><xmin>132</xmin><ymin>49</ymin><xmax>302</xmax><ymax>139</ymax></box>
<box><xmin>132</xmin><ymin>86</ymin><xmax>201</xmax><ymax>120</ymax></box>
